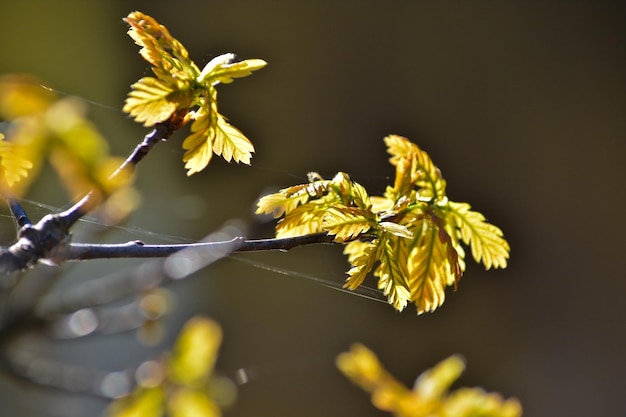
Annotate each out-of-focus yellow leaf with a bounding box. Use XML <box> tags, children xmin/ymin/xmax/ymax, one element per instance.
<box><xmin>0</xmin><ymin>135</ymin><xmax>33</xmax><ymax>187</ymax></box>
<box><xmin>168</xmin><ymin>316</ymin><xmax>222</xmax><ymax>386</ymax></box>
<box><xmin>442</xmin><ymin>388</ymin><xmax>523</xmax><ymax>417</ymax></box>
<box><xmin>0</xmin><ymin>76</ymin><xmax>135</xmax><ymax>200</ymax></box>
<box><xmin>413</xmin><ymin>355</ymin><xmax>464</xmax><ymax>401</ymax></box>
<box><xmin>0</xmin><ymin>74</ymin><xmax>56</xmax><ymax>119</ymax></box>
<box><xmin>337</xmin><ymin>345</ymin><xmax>522</xmax><ymax>417</ymax></box>
<box><xmin>168</xmin><ymin>388</ymin><xmax>221</xmax><ymax>417</ymax></box>
<box><xmin>106</xmin><ymin>387</ymin><xmax>164</xmax><ymax>417</ymax></box>
<box><xmin>336</xmin><ymin>343</ymin><xmax>410</xmax><ymax>396</ymax></box>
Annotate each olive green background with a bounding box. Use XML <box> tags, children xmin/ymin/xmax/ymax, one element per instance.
<box><xmin>1</xmin><ymin>1</ymin><xmax>625</xmax><ymax>416</ymax></box>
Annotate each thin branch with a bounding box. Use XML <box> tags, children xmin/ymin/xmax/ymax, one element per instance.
<box><xmin>0</xmin><ymin>122</ymin><xmax>179</xmax><ymax>275</ymax></box>
<box><xmin>66</xmin><ymin>238</ymin><xmax>246</xmax><ymax>260</ymax></box>
<box><xmin>7</xmin><ymin>198</ymin><xmax>31</xmax><ymax>227</ymax></box>
<box><xmin>58</xmin><ymin>121</ymin><xmax>178</xmax><ymax>227</ymax></box>
<box><xmin>63</xmin><ymin>233</ymin><xmax>335</xmax><ymax>261</ymax></box>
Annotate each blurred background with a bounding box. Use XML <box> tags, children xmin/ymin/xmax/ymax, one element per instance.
<box><xmin>1</xmin><ymin>1</ymin><xmax>625</xmax><ymax>416</ymax></box>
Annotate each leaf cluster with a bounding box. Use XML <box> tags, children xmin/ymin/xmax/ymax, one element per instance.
<box><xmin>107</xmin><ymin>317</ymin><xmax>233</xmax><ymax>417</ymax></box>
<box><xmin>0</xmin><ymin>75</ymin><xmax>136</xmax><ymax>217</ymax></box>
<box><xmin>257</xmin><ymin>135</ymin><xmax>510</xmax><ymax>314</ymax></box>
<box><xmin>336</xmin><ymin>344</ymin><xmax>522</xmax><ymax>417</ymax></box>
<box><xmin>122</xmin><ymin>11</ymin><xmax>266</xmax><ymax>175</ymax></box>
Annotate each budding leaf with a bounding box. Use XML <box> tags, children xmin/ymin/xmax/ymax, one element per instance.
<box><xmin>123</xmin><ymin>11</ymin><xmax>266</xmax><ymax>173</ymax></box>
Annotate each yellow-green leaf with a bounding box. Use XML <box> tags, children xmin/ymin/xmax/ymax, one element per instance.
<box><xmin>322</xmin><ymin>205</ymin><xmax>376</xmax><ymax>242</ymax></box>
<box><xmin>256</xmin><ymin>190</ymin><xmax>310</xmax><ymax>219</ymax></box>
<box><xmin>446</xmin><ymin>201</ymin><xmax>510</xmax><ymax>269</ymax></box>
<box><xmin>123</xmin><ymin>77</ymin><xmax>179</xmax><ymax>127</ymax></box>
<box><xmin>376</xmin><ymin>236</ymin><xmax>411</xmax><ymax>311</ymax></box>
<box><xmin>124</xmin><ymin>11</ymin><xmax>198</xmax><ymax>77</ymax></box>
<box><xmin>343</xmin><ymin>240</ymin><xmax>380</xmax><ymax>290</ymax></box>
<box><xmin>212</xmin><ymin>115</ymin><xmax>254</xmax><ymax>164</ymax></box>
<box><xmin>406</xmin><ymin>220</ymin><xmax>451</xmax><ymax>314</ymax></box>
<box><xmin>275</xmin><ymin>203</ymin><xmax>329</xmax><ymax>238</ymax></box>
<box><xmin>384</xmin><ymin>135</ymin><xmax>447</xmax><ymax>202</ymax></box>
<box><xmin>199</xmin><ymin>53</ymin><xmax>267</xmax><ymax>85</ymax></box>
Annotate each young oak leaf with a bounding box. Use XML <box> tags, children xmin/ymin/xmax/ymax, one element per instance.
<box><xmin>199</xmin><ymin>53</ymin><xmax>268</xmax><ymax>85</ymax></box>
<box><xmin>445</xmin><ymin>201</ymin><xmax>510</xmax><ymax>269</ymax></box>
<box><xmin>124</xmin><ymin>76</ymin><xmax>179</xmax><ymax>128</ymax></box>
<box><xmin>275</xmin><ymin>201</ymin><xmax>334</xmax><ymax>238</ymax></box>
<box><xmin>384</xmin><ymin>135</ymin><xmax>447</xmax><ymax>202</ymax></box>
<box><xmin>343</xmin><ymin>240</ymin><xmax>381</xmax><ymax>290</ymax></box>
<box><xmin>406</xmin><ymin>220</ymin><xmax>453</xmax><ymax>314</ymax></box>
<box><xmin>322</xmin><ymin>205</ymin><xmax>377</xmax><ymax>242</ymax></box>
<box><xmin>125</xmin><ymin>12</ymin><xmax>194</xmax><ymax>70</ymax></box>
<box><xmin>256</xmin><ymin>175</ymin><xmax>332</xmax><ymax>218</ymax></box>
<box><xmin>375</xmin><ymin>235</ymin><xmax>412</xmax><ymax>311</ymax></box>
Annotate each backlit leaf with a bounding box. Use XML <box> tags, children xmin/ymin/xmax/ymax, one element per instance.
<box><xmin>322</xmin><ymin>205</ymin><xmax>376</xmax><ymax>242</ymax></box>
<box><xmin>123</xmin><ymin>77</ymin><xmax>179</xmax><ymax>127</ymax></box>
<box><xmin>124</xmin><ymin>11</ymin><xmax>197</xmax><ymax>77</ymax></box>
<box><xmin>275</xmin><ymin>203</ymin><xmax>330</xmax><ymax>238</ymax></box>
<box><xmin>405</xmin><ymin>220</ymin><xmax>451</xmax><ymax>314</ymax></box>
<box><xmin>385</xmin><ymin>135</ymin><xmax>447</xmax><ymax>202</ymax></box>
<box><xmin>256</xmin><ymin>176</ymin><xmax>332</xmax><ymax>218</ymax></box>
<box><xmin>375</xmin><ymin>236</ymin><xmax>411</xmax><ymax>311</ymax></box>
<box><xmin>199</xmin><ymin>54</ymin><xmax>267</xmax><ymax>85</ymax></box>
<box><xmin>343</xmin><ymin>241</ymin><xmax>380</xmax><ymax>290</ymax></box>
<box><xmin>212</xmin><ymin>115</ymin><xmax>254</xmax><ymax>164</ymax></box>
<box><xmin>446</xmin><ymin>201</ymin><xmax>510</xmax><ymax>269</ymax></box>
